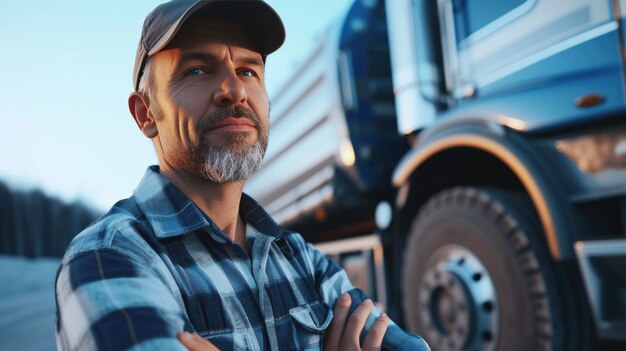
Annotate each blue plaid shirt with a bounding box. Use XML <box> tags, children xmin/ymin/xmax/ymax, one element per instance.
<box><xmin>55</xmin><ymin>166</ymin><xmax>429</xmax><ymax>350</ymax></box>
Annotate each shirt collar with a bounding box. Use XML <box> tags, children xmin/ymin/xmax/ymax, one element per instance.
<box><xmin>134</xmin><ymin>166</ymin><xmax>284</xmax><ymax>240</ymax></box>
<box><xmin>240</xmin><ymin>192</ymin><xmax>284</xmax><ymax>239</ymax></box>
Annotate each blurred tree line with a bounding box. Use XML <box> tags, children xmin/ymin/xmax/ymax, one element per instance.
<box><xmin>0</xmin><ymin>181</ymin><xmax>101</xmax><ymax>258</ymax></box>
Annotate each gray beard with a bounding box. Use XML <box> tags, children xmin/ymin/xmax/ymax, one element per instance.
<box><xmin>197</xmin><ymin>139</ymin><xmax>265</xmax><ymax>183</ymax></box>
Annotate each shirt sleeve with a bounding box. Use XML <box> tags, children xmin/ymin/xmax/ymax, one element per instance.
<box><xmin>302</xmin><ymin>237</ymin><xmax>431</xmax><ymax>351</ymax></box>
<box><xmin>55</xmin><ymin>248</ymin><xmax>189</xmax><ymax>351</ymax></box>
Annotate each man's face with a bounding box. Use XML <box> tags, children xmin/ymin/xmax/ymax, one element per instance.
<box><xmin>147</xmin><ymin>18</ymin><xmax>270</xmax><ymax>183</ymax></box>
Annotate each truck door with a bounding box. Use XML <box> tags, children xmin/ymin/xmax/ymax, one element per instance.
<box><xmin>440</xmin><ymin>0</ymin><xmax>623</xmax><ymax>130</ymax></box>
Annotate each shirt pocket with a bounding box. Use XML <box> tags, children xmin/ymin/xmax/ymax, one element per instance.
<box><xmin>289</xmin><ymin>302</ymin><xmax>333</xmax><ymax>349</ymax></box>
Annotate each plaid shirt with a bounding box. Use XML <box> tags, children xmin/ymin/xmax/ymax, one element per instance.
<box><xmin>55</xmin><ymin>166</ymin><xmax>429</xmax><ymax>351</ymax></box>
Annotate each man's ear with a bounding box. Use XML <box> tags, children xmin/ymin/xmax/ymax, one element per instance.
<box><xmin>128</xmin><ymin>92</ymin><xmax>158</xmax><ymax>138</ymax></box>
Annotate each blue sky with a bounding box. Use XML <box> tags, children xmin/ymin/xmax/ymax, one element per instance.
<box><xmin>0</xmin><ymin>0</ymin><xmax>353</xmax><ymax>211</ymax></box>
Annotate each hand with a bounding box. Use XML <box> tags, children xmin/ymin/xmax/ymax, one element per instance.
<box><xmin>178</xmin><ymin>332</ymin><xmax>221</xmax><ymax>351</ymax></box>
<box><xmin>324</xmin><ymin>293</ymin><xmax>389</xmax><ymax>351</ymax></box>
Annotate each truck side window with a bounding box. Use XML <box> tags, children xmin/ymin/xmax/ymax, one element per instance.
<box><xmin>452</xmin><ymin>0</ymin><xmax>527</xmax><ymax>43</ymax></box>
<box><xmin>338</xmin><ymin>50</ymin><xmax>358</xmax><ymax>112</ymax></box>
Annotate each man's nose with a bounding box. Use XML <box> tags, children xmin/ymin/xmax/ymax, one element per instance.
<box><xmin>213</xmin><ymin>70</ymin><xmax>247</xmax><ymax>107</ymax></box>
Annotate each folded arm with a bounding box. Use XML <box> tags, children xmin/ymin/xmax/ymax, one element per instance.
<box><xmin>303</xmin><ymin>238</ymin><xmax>431</xmax><ymax>351</ymax></box>
<box><xmin>55</xmin><ymin>249</ymin><xmax>190</xmax><ymax>350</ymax></box>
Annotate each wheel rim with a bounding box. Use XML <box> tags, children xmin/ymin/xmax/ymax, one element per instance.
<box><xmin>418</xmin><ymin>245</ymin><xmax>499</xmax><ymax>351</ymax></box>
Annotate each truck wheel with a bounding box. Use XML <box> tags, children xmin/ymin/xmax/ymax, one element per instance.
<box><xmin>402</xmin><ymin>187</ymin><xmax>587</xmax><ymax>351</ymax></box>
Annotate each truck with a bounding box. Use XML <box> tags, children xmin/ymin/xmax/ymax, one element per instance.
<box><xmin>245</xmin><ymin>0</ymin><xmax>626</xmax><ymax>349</ymax></box>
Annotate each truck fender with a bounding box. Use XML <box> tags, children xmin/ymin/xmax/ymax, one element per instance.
<box><xmin>392</xmin><ymin>131</ymin><xmax>573</xmax><ymax>260</ymax></box>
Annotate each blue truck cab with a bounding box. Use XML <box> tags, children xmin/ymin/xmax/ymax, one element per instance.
<box><xmin>247</xmin><ymin>0</ymin><xmax>626</xmax><ymax>349</ymax></box>
<box><xmin>386</xmin><ymin>0</ymin><xmax>626</xmax><ymax>349</ymax></box>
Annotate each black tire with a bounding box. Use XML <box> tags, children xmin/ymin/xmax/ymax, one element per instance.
<box><xmin>402</xmin><ymin>187</ymin><xmax>589</xmax><ymax>351</ymax></box>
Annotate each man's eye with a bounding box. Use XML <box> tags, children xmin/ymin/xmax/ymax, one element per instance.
<box><xmin>238</xmin><ymin>69</ymin><xmax>256</xmax><ymax>78</ymax></box>
<box><xmin>187</xmin><ymin>68</ymin><xmax>206</xmax><ymax>76</ymax></box>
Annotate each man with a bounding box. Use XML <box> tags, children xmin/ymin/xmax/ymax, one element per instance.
<box><xmin>55</xmin><ymin>1</ymin><xmax>429</xmax><ymax>350</ymax></box>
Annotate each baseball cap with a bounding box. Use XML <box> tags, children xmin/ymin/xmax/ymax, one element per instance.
<box><xmin>133</xmin><ymin>0</ymin><xmax>286</xmax><ymax>91</ymax></box>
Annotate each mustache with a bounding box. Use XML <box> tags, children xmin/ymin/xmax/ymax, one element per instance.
<box><xmin>197</xmin><ymin>105</ymin><xmax>261</xmax><ymax>134</ymax></box>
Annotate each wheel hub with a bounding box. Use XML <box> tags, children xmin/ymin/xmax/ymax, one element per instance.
<box><xmin>418</xmin><ymin>245</ymin><xmax>499</xmax><ymax>351</ymax></box>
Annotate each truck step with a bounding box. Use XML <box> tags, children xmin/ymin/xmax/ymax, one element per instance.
<box><xmin>575</xmin><ymin>239</ymin><xmax>626</xmax><ymax>341</ymax></box>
